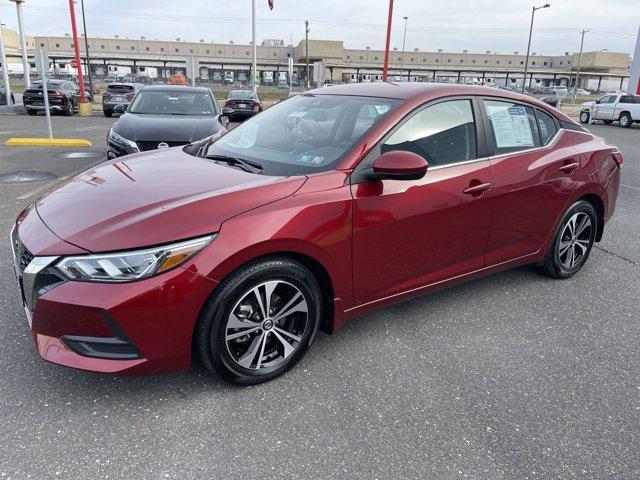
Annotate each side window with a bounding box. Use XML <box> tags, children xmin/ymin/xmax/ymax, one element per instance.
<box><xmin>599</xmin><ymin>95</ymin><xmax>615</xmax><ymax>104</ymax></box>
<box><xmin>483</xmin><ymin>100</ymin><xmax>541</xmax><ymax>155</ymax></box>
<box><xmin>535</xmin><ymin>109</ymin><xmax>558</xmax><ymax>146</ymax></box>
<box><xmin>382</xmin><ymin>99</ymin><xmax>477</xmax><ymax>167</ymax></box>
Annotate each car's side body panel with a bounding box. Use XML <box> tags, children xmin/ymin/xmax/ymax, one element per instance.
<box><xmin>485</xmin><ymin>130</ymin><xmax>583</xmax><ymax>265</ymax></box>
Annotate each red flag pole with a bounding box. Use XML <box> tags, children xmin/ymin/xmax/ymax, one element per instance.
<box><xmin>382</xmin><ymin>0</ymin><xmax>394</xmax><ymax>82</ymax></box>
<box><xmin>68</xmin><ymin>0</ymin><xmax>87</xmax><ymax>104</ymax></box>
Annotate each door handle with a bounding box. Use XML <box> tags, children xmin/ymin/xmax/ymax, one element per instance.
<box><xmin>463</xmin><ymin>182</ymin><xmax>492</xmax><ymax>196</ymax></box>
<box><xmin>558</xmin><ymin>162</ymin><xmax>579</xmax><ymax>173</ymax></box>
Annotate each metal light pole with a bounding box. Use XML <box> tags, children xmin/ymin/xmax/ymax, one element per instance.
<box><xmin>522</xmin><ymin>3</ymin><xmax>550</xmax><ymax>94</ymax></box>
<box><xmin>382</xmin><ymin>0</ymin><xmax>394</xmax><ymax>82</ymax></box>
<box><xmin>251</xmin><ymin>0</ymin><xmax>257</xmax><ymax>94</ymax></box>
<box><xmin>10</xmin><ymin>0</ymin><xmax>30</xmax><ymax>88</ymax></box>
<box><xmin>400</xmin><ymin>16</ymin><xmax>408</xmax><ymax>81</ymax></box>
<box><xmin>305</xmin><ymin>19</ymin><xmax>309</xmax><ymax>89</ymax></box>
<box><xmin>0</xmin><ymin>20</ymin><xmax>12</xmax><ymax>105</ymax></box>
<box><xmin>67</xmin><ymin>0</ymin><xmax>90</xmax><ymax>115</ymax></box>
<box><xmin>79</xmin><ymin>0</ymin><xmax>93</xmax><ymax>101</ymax></box>
<box><xmin>571</xmin><ymin>29</ymin><xmax>588</xmax><ymax>104</ymax></box>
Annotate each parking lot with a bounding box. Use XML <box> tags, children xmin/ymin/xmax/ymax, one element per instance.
<box><xmin>0</xmin><ymin>114</ymin><xmax>639</xmax><ymax>479</ymax></box>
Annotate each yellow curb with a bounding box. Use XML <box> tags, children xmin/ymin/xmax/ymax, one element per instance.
<box><xmin>4</xmin><ymin>138</ymin><xmax>93</xmax><ymax>147</ymax></box>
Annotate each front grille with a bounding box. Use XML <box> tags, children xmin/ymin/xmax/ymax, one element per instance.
<box><xmin>12</xmin><ymin>229</ymin><xmax>34</xmax><ymax>273</ymax></box>
<box><xmin>137</xmin><ymin>141</ymin><xmax>189</xmax><ymax>152</ymax></box>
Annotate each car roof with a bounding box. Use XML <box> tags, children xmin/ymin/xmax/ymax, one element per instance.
<box><xmin>140</xmin><ymin>85</ymin><xmax>211</xmax><ymax>93</ymax></box>
<box><xmin>228</xmin><ymin>90</ymin><xmax>255</xmax><ymax>95</ymax></box>
<box><xmin>307</xmin><ymin>82</ymin><xmax>576</xmax><ymax>123</ymax></box>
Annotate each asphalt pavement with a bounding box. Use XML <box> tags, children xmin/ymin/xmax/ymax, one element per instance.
<box><xmin>0</xmin><ymin>114</ymin><xmax>639</xmax><ymax>479</ymax></box>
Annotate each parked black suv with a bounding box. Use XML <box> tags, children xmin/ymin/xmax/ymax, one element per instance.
<box><xmin>23</xmin><ymin>79</ymin><xmax>82</xmax><ymax>116</ymax></box>
<box><xmin>102</xmin><ymin>83</ymin><xmax>144</xmax><ymax>117</ymax></box>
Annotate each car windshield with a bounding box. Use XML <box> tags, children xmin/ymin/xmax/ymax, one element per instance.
<box><xmin>228</xmin><ymin>91</ymin><xmax>256</xmax><ymax>100</ymax></box>
<box><xmin>129</xmin><ymin>90</ymin><xmax>215</xmax><ymax>115</ymax></box>
<box><xmin>192</xmin><ymin>93</ymin><xmax>400</xmax><ymax>175</ymax></box>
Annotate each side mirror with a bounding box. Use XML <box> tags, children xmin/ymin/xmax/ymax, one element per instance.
<box><xmin>222</xmin><ymin>107</ymin><xmax>234</xmax><ymax>116</ymax></box>
<box><xmin>371</xmin><ymin>150</ymin><xmax>428</xmax><ymax>181</ymax></box>
<box><xmin>114</xmin><ymin>104</ymin><xmax>126</xmax><ymax>113</ymax></box>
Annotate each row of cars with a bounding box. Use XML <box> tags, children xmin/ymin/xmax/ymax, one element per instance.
<box><xmin>106</xmin><ymin>86</ymin><xmax>263</xmax><ymax>158</ymax></box>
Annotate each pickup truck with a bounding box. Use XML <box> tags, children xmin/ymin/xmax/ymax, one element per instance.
<box><xmin>580</xmin><ymin>92</ymin><xmax>640</xmax><ymax>127</ymax></box>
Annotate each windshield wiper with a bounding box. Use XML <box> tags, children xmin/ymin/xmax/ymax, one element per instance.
<box><xmin>204</xmin><ymin>154</ymin><xmax>263</xmax><ymax>174</ymax></box>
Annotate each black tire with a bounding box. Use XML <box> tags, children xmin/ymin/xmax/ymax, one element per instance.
<box><xmin>103</xmin><ymin>109</ymin><xmax>112</xmax><ymax>118</ymax></box>
<box><xmin>579</xmin><ymin>111</ymin><xmax>590</xmax><ymax>124</ymax></box>
<box><xmin>26</xmin><ymin>109</ymin><xmax>38</xmax><ymax>116</ymax></box>
<box><xmin>196</xmin><ymin>257</ymin><xmax>322</xmax><ymax>385</ymax></box>
<box><xmin>64</xmin><ymin>99</ymin><xmax>74</xmax><ymax>116</ymax></box>
<box><xmin>603</xmin><ymin>120</ymin><xmax>613</xmax><ymax>125</ymax></box>
<box><xmin>619</xmin><ymin>112</ymin><xmax>632</xmax><ymax>128</ymax></box>
<box><xmin>540</xmin><ymin>200</ymin><xmax>597</xmax><ymax>279</ymax></box>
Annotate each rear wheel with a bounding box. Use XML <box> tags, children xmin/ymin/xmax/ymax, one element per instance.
<box><xmin>103</xmin><ymin>109</ymin><xmax>112</xmax><ymax>118</ymax></box>
<box><xmin>540</xmin><ymin>200</ymin><xmax>597</xmax><ymax>279</ymax></box>
<box><xmin>64</xmin><ymin>99</ymin><xmax>74</xmax><ymax>116</ymax></box>
<box><xmin>196</xmin><ymin>257</ymin><xmax>322</xmax><ymax>385</ymax></box>
<box><xmin>579</xmin><ymin>111</ymin><xmax>590</xmax><ymax>124</ymax></box>
<box><xmin>26</xmin><ymin>109</ymin><xmax>38</xmax><ymax>116</ymax></box>
<box><xmin>619</xmin><ymin>112</ymin><xmax>632</xmax><ymax>128</ymax></box>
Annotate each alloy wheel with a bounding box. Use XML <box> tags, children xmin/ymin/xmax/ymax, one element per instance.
<box><xmin>225</xmin><ymin>280</ymin><xmax>309</xmax><ymax>370</ymax></box>
<box><xmin>558</xmin><ymin>212</ymin><xmax>592</xmax><ymax>269</ymax></box>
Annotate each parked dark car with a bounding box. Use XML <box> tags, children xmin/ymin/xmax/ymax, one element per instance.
<box><xmin>539</xmin><ymin>96</ymin><xmax>563</xmax><ymax>108</ymax></box>
<box><xmin>106</xmin><ymin>85</ymin><xmax>228</xmax><ymax>158</ymax></box>
<box><xmin>83</xmin><ymin>80</ymin><xmax>100</xmax><ymax>95</ymax></box>
<box><xmin>0</xmin><ymin>86</ymin><xmax>15</xmax><ymax>105</ymax></box>
<box><xmin>224</xmin><ymin>90</ymin><xmax>262</xmax><ymax>120</ymax></box>
<box><xmin>102</xmin><ymin>83</ymin><xmax>144</xmax><ymax>117</ymax></box>
<box><xmin>22</xmin><ymin>79</ymin><xmax>81</xmax><ymax>116</ymax></box>
<box><xmin>12</xmin><ymin>83</ymin><xmax>621</xmax><ymax>385</ymax></box>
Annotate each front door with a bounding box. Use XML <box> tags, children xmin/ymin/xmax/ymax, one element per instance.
<box><xmin>592</xmin><ymin>95</ymin><xmax>617</xmax><ymax>120</ymax></box>
<box><xmin>351</xmin><ymin>98</ymin><xmax>494</xmax><ymax>305</ymax></box>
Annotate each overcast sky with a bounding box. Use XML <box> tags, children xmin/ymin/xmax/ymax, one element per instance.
<box><xmin>0</xmin><ymin>0</ymin><xmax>638</xmax><ymax>56</ymax></box>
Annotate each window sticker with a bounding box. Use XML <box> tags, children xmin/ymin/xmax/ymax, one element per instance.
<box><xmin>487</xmin><ymin>104</ymin><xmax>534</xmax><ymax>148</ymax></box>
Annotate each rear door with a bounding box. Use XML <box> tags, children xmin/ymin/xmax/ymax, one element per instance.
<box><xmin>481</xmin><ymin>99</ymin><xmax>582</xmax><ymax>265</ymax></box>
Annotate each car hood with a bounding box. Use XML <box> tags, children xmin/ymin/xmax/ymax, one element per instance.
<box><xmin>113</xmin><ymin>113</ymin><xmax>222</xmax><ymax>142</ymax></box>
<box><xmin>35</xmin><ymin>149</ymin><xmax>306</xmax><ymax>252</ymax></box>
<box><xmin>581</xmin><ymin>101</ymin><xmax>594</xmax><ymax>108</ymax></box>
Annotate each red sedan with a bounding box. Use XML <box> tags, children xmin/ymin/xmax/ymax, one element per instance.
<box><xmin>11</xmin><ymin>83</ymin><xmax>621</xmax><ymax>385</ymax></box>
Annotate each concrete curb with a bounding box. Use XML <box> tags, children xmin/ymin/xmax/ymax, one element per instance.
<box><xmin>4</xmin><ymin>138</ymin><xmax>93</xmax><ymax>147</ymax></box>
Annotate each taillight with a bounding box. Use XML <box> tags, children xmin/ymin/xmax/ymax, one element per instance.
<box><xmin>126</xmin><ymin>93</ymin><xmax>135</xmax><ymax>101</ymax></box>
<box><xmin>611</xmin><ymin>151</ymin><xmax>623</xmax><ymax>166</ymax></box>
<box><xmin>103</xmin><ymin>91</ymin><xmax>111</xmax><ymax>98</ymax></box>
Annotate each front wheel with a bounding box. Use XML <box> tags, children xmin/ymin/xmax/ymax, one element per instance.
<box><xmin>579</xmin><ymin>111</ymin><xmax>590</xmax><ymax>124</ymax></box>
<box><xmin>196</xmin><ymin>257</ymin><xmax>322</xmax><ymax>385</ymax></box>
<box><xmin>539</xmin><ymin>200</ymin><xmax>597</xmax><ymax>279</ymax></box>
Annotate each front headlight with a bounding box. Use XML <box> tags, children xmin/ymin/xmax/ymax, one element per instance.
<box><xmin>109</xmin><ymin>128</ymin><xmax>138</xmax><ymax>150</ymax></box>
<box><xmin>55</xmin><ymin>235</ymin><xmax>214</xmax><ymax>282</ymax></box>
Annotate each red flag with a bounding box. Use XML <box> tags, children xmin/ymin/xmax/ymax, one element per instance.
<box><xmin>268</xmin><ymin>0</ymin><xmax>274</xmax><ymax>10</ymax></box>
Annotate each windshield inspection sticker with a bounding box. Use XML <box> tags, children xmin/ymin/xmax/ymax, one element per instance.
<box><xmin>487</xmin><ymin>105</ymin><xmax>534</xmax><ymax>148</ymax></box>
<box><xmin>296</xmin><ymin>155</ymin><xmax>325</xmax><ymax>165</ymax></box>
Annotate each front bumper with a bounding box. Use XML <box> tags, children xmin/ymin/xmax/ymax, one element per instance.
<box><xmin>106</xmin><ymin>136</ymin><xmax>138</xmax><ymax>158</ymax></box>
<box><xmin>11</xmin><ymin>215</ymin><xmax>218</xmax><ymax>375</ymax></box>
